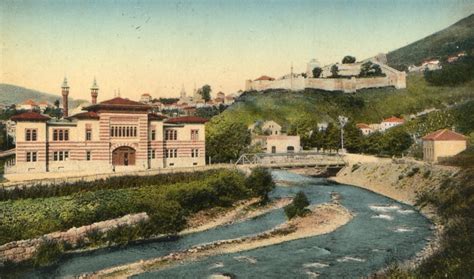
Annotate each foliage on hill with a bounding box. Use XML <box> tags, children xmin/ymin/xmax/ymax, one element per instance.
<box><xmin>205</xmin><ymin>75</ymin><xmax>474</xmax><ymax>162</ymax></box>
<box><xmin>0</xmin><ymin>168</ymin><xmax>273</xmax><ymax>245</ymax></box>
<box><xmin>388</xmin><ymin>147</ymin><xmax>474</xmax><ymax>278</ymax></box>
<box><xmin>386</xmin><ymin>14</ymin><xmax>474</xmax><ymax>70</ymax></box>
<box><xmin>424</xmin><ymin>56</ymin><xmax>474</xmax><ymax>86</ymax></box>
<box><xmin>0</xmin><ymin>84</ymin><xmax>86</xmax><ymax>108</ymax></box>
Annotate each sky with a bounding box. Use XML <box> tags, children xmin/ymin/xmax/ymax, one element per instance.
<box><xmin>1</xmin><ymin>0</ymin><xmax>473</xmax><ymax>102</ymax></box>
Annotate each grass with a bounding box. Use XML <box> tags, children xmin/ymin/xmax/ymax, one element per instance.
<box><xmin>220</xmin><ymin>74</ymin><xmax>474</xmax><ymax>129</ymax></box>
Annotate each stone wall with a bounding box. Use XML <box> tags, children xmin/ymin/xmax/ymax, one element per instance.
<box><xmin>0</xmin><ymin>212</ymin><xmax>149</xmax><ymax>264</ymax></box>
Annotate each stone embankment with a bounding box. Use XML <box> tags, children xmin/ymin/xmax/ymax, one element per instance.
<box><xmin>0</xmin><ymin>213</ymin><xmax>148</xmax><ymax>265</ymax></box>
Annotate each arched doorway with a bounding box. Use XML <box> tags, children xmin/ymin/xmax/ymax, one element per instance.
<box><xmin>112</xmin><ymin>146</ymin><xmax>136</xmax><ymax>166</ymax></box>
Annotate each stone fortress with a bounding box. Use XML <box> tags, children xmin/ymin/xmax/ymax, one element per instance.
<box><xmin>245</xmin><ymin>54</ymin><xmax>406</xmax><ymax>93</ymax></box>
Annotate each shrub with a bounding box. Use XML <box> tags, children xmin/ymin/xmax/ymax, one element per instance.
<box><xmin>32</xmin><ymin>240</ymin><xmax>63</xmax><ymax>267</ymax></box>
<box><xmin>245</xmin><ymin>167</ymin><xmax>275</xmax><ymax>204</ymax></box>
<box><xmin>285</xmin><ymin>191</ymin><xmax>310</xmax><ymax>220</ymax></box>
<box><xmin>351</xmin><ymin>164</ymin><xmax>361</xmax><ymax>172</ymax></box>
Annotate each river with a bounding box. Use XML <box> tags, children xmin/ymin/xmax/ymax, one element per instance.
<box><xmin>13</xmin><ymin>170</ymin><xmax>433</xmax><ymax>278</ymax></box>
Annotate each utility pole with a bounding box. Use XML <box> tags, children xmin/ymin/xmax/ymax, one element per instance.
<box><xmin>338</xmin><ymin>115</ymin><xmax>348</xmax><ymax>153</ymax></box>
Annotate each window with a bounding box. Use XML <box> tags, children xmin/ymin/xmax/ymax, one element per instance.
<box><xmin>165</xmin><ymin>149</ymin><xmax>178</xmax><ymax>158</ymax></box>
<box><xmin>86</xmin><ymin>151</ymin><xmax>91</xmax><ymax>161</ymax></box>
<box><xmin>25</xmin><ymin>129</ymin><xmax>37</xmax><ymax>141</ymax></box>
<box><xmin>165</xmin><ymin>129</ymin><xmax>177</xmax><ymax>140</ymax></box>
<box><xmin>86</xmin><ymin>129</ymin><xmax>92</xmax><ymax>141</ymax></box>
<box><xmin>53</xmin><ymin>151</ymin><xmax>69</xmax><ymax>161</ymax></box>
<box><xmin>110</xmin><ymin>126</ymin><xmax>138</xmax><ymax>138</ymax></box>
<box><xmin>191</xmin><ymin>129</ymin><xmax>199</xmax><ymax>141</ymax></box>
<box><xmin>53</xmin><ymin>129</ymin><xmax>69</xmax><ymax>141</ymax></box>
<box><xmin>151</xmin><ymin>129</ymin><xmax>156</xmax><ymax>140</ymax></box>
<box><xmin>148</xmin><ymin>149</ymin><xmax>156</xmax><ymax>159</ymax></box>
<box><xmin>191</xmin><ymin>149</ymin><xmax>199</xmax><ymax>158</ymax></box>
<box><xmin>26</xmin><ymin>152</ymin><xmax>37</xmax><ymax>162</ymax></box>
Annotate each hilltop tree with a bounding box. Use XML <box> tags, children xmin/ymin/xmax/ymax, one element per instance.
<box><xmin>359</xmin><ymin>61</ymin><xmax>384</xmax><ymax>77</ymax></box>
<box><xmin>312</xmin><ymin>67</ymin><xmax>322</xmax><ymax>78</ymax></box>
<box><xmin>342</xmin><ymin>56</ymin><xmax>356</xmax><ymax>64</ymax></box>
<box><xmin>200</xmin><ymin>85</ymin><xmax>212</xmax><ymax>102</ymax></box>
<box><xmin>330</xmin><ymin>65</ymin><xmax>339</xmax><ymax>78</ymax></box>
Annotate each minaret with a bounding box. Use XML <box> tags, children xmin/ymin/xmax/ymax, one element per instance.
<box><xmin>91</xmin><ymin>78</ymin><xmax>99</xmax><ymax>104</ymax></box>
<box><xmin>180</xmin><ymin>84</ymin><xmax>186</xmax><ymax>99</ymax></box>
<box><xmin>61</xmin><ymin>77</ymin><xmax>69</xmax><ymax>118</ymax></box>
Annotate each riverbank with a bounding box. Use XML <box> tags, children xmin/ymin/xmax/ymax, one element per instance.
<box><xmin>327</xmin><ymin>154</ymin><xmax>459</xmax><ymax>274</ymax></box>
<box><xmin>87</xmin><ymin>203</ymin><xmax>353</xmax><ymax>278</ymax></box>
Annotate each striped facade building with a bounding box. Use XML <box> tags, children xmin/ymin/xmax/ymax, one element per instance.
<box><xmin>6</xmin><ymin>79</ymin><xmax>207</xmax><ymax>175</ymax></box>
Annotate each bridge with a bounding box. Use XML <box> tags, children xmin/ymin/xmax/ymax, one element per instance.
<box><xmin>235</xmin><ymin>152</ymin><xmax>346</xmax><ymax>171</ymax></box>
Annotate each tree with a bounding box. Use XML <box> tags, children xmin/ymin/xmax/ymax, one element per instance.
<box><xmin>54</xmin><ymin>99</ymin><xmax>60</xmax><ymax>108</ymax></box>
<box><xmin>323</xmin><ymin>123</ymin><xmax>340</xmax><ymax>151</ymax></box>
<box><xmin>342</xmin><ymin>56</ymin><xmax>356</xmax><ymax>64</ymax></box>
<box><xmin>312</xmin><ymin>67</ymin><xmax>322</xmax><ymax>78</ymax></box>
<box><xmin>205</xmin><ymin>117</ymin><xmax>251</xmax><ymax>163</ymax></box>
<box><xmin>330</xmin><ymin>65</ymin><xmax>339</xmax><ymax>78</ymax></box>
<box><xmin>200</xmin><ymin>85</ymin><xmax>212</xmax><ymax>102</ymax></box>
<box><xmin>245</xmin><ymin>167</ymin><xmax>275</xmax><ymax>204</ymax></box>
<box><xmin>359</xmin><ymin>61</ymin><xmax>385</xmax><ymax>77</ymax></box>
<box><xmin>343</xmin><ymin>122</ymin><xmax>364</xmax><ymax>153</ymax></box>
<box><xmin>284</xmin><ymin>191</ymin><xmax>310</xmax><ymax>219</ymax></box>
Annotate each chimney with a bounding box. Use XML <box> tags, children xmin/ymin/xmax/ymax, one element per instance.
<box><xmin>91</xmin><ymin>78</ymin><xmax>99</xmax><ymax>104</ymax></box>
<box><xmin>61</xmin><ymin>77</ymin><xmax>69</xmax><ymax>118</ymax></box>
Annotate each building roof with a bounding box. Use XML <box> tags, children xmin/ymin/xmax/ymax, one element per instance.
<box><xmin>68</xmin><ymin>111</ymin><xmax>100</xmax><ymax>120</ymax></box>
<box><xmin>382</xmin><ymin>116</ymin><xmax>404</xmax><ymax>123</ymax></box>
<box><xmin>22</xmin><ymin>99</ymin><xmax>37</xmax><ymax>106</ymax></box>
<box><xmin>422</xmin><ymin>129</ymin><xmax>467</xmax><ymax>141</ymax></box>
<box><xmin>86</xmin><ymin>97</ymin><xmax>151</xmax><ymax>111</ymax></box>
<box><xmin>165</xmin><ymin>116</ymin><xmax>208</xmax><ymax>124</ymax></box>
<box><xmin>148</xmin><ymin>113</ymin><xmax>167</xmax><ymax>121</ymax></box>
<box><xmin>11</xmin><ymin>111</ymin><xmax>50</xmax><ymax>122</ymax></box>
<box><xmin>254</xmin><ymin>75</ymin><xmax>275</xmax><ymax>81</ymax></box>
<box><xmin>356</xmin><ymin>123</ymin><xmax>371</xmax><ymax>129</ymax></box>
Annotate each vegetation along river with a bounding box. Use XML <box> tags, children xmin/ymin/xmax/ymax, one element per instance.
<box><xmin>20</xmin><ymin>171</ymin><xmax>433</xmax><ymax>278</ymax></box>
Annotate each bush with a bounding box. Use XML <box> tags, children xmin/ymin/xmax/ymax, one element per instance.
<box><xmin>245</xmin><ymin>167</ymin><xmax>275</xmax><ymax>204</ymax></box>
<box><xmin>0</xmin><ymin>169</ymin><xmax>263</xmax><ymax>245</ymax></box>
<box><xmin>32</xmin><ymin>240</ymin><xmax>63</xmax><ymax>267</ymax></box>
<box><xmin>285</xmin><ymin>191</ymin><xmax>310</xmax><ymax>220</ymax></box>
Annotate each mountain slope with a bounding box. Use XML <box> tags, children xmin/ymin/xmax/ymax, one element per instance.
<box><xmin>0</xmin><ymin>84</ymin><xmax>87</xmax><ymax>107</ymax></box>
<box><xmin>387</xmin><ymin>14</ymin><xmax>474</xmax><ymax>69</ymax></box>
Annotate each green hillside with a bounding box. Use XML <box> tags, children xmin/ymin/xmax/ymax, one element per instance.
<box><xmin>387</xmin><ymin>14</ymin><xmax>474</xmax><ymax>69</ymax></box>
<box><xmin>0</xmin><ymin>84</ymin><xmax>86</xmax><ymax>108</ymax></box>
<box><xmin>219</xmin><ymin>74</ymin><xmax>474</xmax><ymax>128</ymax></box>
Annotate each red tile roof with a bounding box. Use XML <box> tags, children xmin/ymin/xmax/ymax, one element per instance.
<box><xmin>69</xmin><ymin>111</ymin><xmax>100</xmax><ymax>120</ymax></box>
<box><xmin>383</xmin><ymin>116</ymin><xmax>404</xmax><ymax>123</ymax></box>
<box><xmin>254</xmin><ymin>75</ymin><xmax>275</xmax><ymax>81</ymax></box>
<box><xmin>11</xmin><ymin>111</ymin><xmax>50</xmax><ymax>121</ymax></box>
<box><xmin>86</xmin><ymin>97</ymin><xmax>150</xmax><ymax>111</ymax></box>
<box><xmin>22</xmin><ymin>99</ymin><xmax>37</xmax><ymax>106</ymax></box>
<box><xmin>422</xmin><ymin>129</ymin><xmax>467</xmax><ymax>141</ymax></box>
<box><xmin>148</xmin><ymin>113</ymin><xmax>167</xmax><ymax>121</ymax></box>
<box><xmin>356</xmin><ymin>123</ymin><xmax>371</xmax><ymax>129</ymax></box>
<box><xmin>165</xmin><ymin>116</ymin><xmax>208</xmax><ymax>124</ymax></box>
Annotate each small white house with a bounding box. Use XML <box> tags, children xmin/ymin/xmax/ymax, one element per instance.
<box><xmin>380</xmin><ymin>116</ymin><xmax>404</xmax><ymax>131</ymax></box>
<box><xmin>266</xmin><ymin>135</ymin><xmax>301</xmax><ymax>154</ymax></box>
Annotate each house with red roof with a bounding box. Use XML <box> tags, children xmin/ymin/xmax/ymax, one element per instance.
<box><xmin>5</xmin><ymin>79</ymin><xmax>207</xmax><ymax>178</ymax></box>
<box><xmin>380</xmin><ymin>116</ymin><xmax>405</xmax><ymax>131</ymax></box>
<box><xmin>422</xmin><ymin>129</ymin><xmax>467</xmax><ymax>162</ymax></box>
<box><xmin>17</xmin><ymin>99</ymin><xmax>39</xmax><ymax>111</ymax></box>
<box><xmin>356</xmin><ymin>123</ymin><xmax>374</xmax><ymax>135</ymax></box>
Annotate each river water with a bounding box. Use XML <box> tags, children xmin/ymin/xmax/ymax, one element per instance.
<box><xmin>12</xmin><ymin>171</ymin><xmax>433</xmax><ymax>278</ymax></box>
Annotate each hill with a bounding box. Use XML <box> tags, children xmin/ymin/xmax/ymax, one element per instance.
<box><xmin>387</xmin><ymin>14</ymin><xmax>474</xmax><ymax>70</ymax></box>
<box><xmin>0</xmin><ymin>84</ymin><xmax>86</xmax><ymax>108</ymax></box>
<box><xmin>218</xmin><ymin>74</ymin><xmax>474</xmax><ymax>128</ymax></box>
